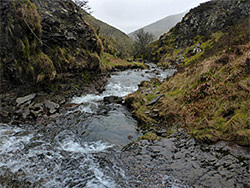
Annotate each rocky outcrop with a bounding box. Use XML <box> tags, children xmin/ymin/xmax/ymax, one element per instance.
<box><xmin>148</xmin><ymin>0</ymin><xmax>250</xmax><ymax>63</ymax></box>
<box><xmin>0</xmin><ymin>0</ymin><xmax>104</xmax><ymax>94</ymax></box>
<box><xmin>162</xmin><ymin>0</ymin><xmax>250</xmax><ymax>48</ymax></box>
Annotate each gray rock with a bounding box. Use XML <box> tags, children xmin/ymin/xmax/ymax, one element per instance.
<box><xmin>146</xmin><ymin>94</ymin><xmax>165</xmax><ymax>106</ymax></box>
<box><xmin>0</xmin><ymin>110</ymin><xmax>9</xmax><ymax>118</ymax></box>
<box><xmin>104</xmin><ymin>96</ymin><xmax>123</xmax><ymax>104</ymax></box>
<box><xmin>44</xmin><ymin>100</ymin><xmax>59</xmax><ymax>114</ymax></box>
<box><xmin>16</xmin><ymin>94</ymin><xmax>36</xmax><ymax>106</ymax></box>
<box><xmin>22</xmin><ymin>108</ymin><xmax>30</xmax><ymax>119</ymax></box>
<box><xmin>50</xmin><ymin>113</ymin><xmax>59</xmax><ymax>119</ymax></box>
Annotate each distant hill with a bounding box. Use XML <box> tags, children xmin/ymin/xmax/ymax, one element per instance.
<box><xmin>83</xmin><ymin>14</ymin><xmax>134</xmax><ymax>56</ymax></box>
<box><xmin>128</xmin><ymin>12</ymin><xmax>187</xmax><ymax>40</ymax></box>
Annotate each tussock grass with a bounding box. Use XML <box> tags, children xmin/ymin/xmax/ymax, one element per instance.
<box><xmin>126</xmin><ymin>43</ymin><xmax>250</xmax><ymax>146</ymax></box>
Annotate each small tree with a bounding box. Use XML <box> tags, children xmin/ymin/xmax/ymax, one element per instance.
<box><xmin>133</xmin><ymin>29</ymin><xmax>154</xmax><ymax>58</ymax></box>
<box><xmin>73</xmin><ymin>0</ymin><xmax>91</xmax><ymax>13</ymax></box>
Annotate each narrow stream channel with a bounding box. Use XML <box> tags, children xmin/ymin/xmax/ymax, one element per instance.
<box><xmin>0</xmin><ymin>64</ymin><xmax>177</xmax><ymax>187</ymax></box>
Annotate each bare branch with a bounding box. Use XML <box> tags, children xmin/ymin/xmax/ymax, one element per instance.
<box><xmin>73</xmin><ymin>0</ymin><xmax>92</xmax><ymax>13</ymax></box>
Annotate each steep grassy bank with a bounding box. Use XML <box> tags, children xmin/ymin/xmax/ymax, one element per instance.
<box><xmin>0</xmin><ymin>0</ymin><xmax>141</xmax><ymax>96</ymax></box>
<box><xmin>0</xmin><ymin>0</ymin><xmax>102</xmax><ymax>94</ymax></box>
<box><xmin>126</xmin><ymin>44</ymin><xmax>250</xmax><ymax>146</ymax></box>
<box><xmin>126</xmin><ymin>0</ymin><xmax>250</xmax><ymax>146</ymax></box>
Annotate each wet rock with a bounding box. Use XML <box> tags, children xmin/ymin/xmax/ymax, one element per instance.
<box><xmin>44</xmin><ymin>100</ymin><xmax>59</xmax><ymax>114</ymax></box>
<box><xmin>30</xmin><ymin>103</ymin><xmax>44</xmax><ymax>118</ymax></box>
<box><xmin>146</xmin><ymin>94</ymin><xmax>165</xmax><ymax>106</ymax></box>
<box><xmin>104</xmin><ymin>96</ymin><xmax>123</xmax><ymax>104</ymax></box>
<box><xmin>0</xmin><ymin>110</ymin><xmax>9</xmax><ymax>118</ymax></box>
<box><xmin>22</xmin><ymin>108</ymin><xmax>30</xmax><ymax>119</ymax></box>
<box><xmin>16</xmin><ymin>94</ymin><xmax>36</xmax><ymax>106</ymax></box>
<box><xmin>156</xmin><ymin>128</ymin><xmax>168</xmax><ymax>137</ymax></box>
<box><xmin>211</xmin><ymin>141</ymin><xmax>250</xmax><ymax>160</ymax></box>
<box><xmin>121</xmin><ymin>129</ymin><xmax>250</xmax><ymax>188</ymax></box>
<box><xmin>50</xmin><ymin>113</ymin><xmax>59</xmax><ymax>119</ymax></box>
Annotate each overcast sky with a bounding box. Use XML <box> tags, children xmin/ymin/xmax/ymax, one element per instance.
<box><xmin>88</xmin><ymin>0</ymin><xmax>210</xmax><ymax>34</ymax></box>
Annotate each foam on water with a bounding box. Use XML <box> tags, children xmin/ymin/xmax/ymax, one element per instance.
<box><xmin>0</xmin><ymin>125</ymin><xmax>33</xmax><ymax>154</ymax></box>
<box><xmin>72</xmin><ymin>94</ymin><xmax>103</xmax><ymax>104</ymax></box>
<box><xmin>0</xmin><ymin>67</ymin><xmax>179</xmax><ymax>187</ymax></box>
<box><xmin>61</xmin><ymin>140</ymin><xmax>113</xmax><ymax>154</ymax></box>
<box><xmin>71</xmin><ymin>67</ymin><xmax>176</xmax><ymax>106</ymax></box>
<box><xmin>0</xmin><ymin>124</ymin><xmax>123</xmax><ymax>187</ymax></box>
<box><xmin>71</xmin><ymin>83</ymin><xmax>138</xmax><ymax>105</ymax></box>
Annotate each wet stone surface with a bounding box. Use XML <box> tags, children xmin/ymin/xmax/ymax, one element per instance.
<box><xmin>121</xmin><ymin>129</ymin><xmax>250</xmax><ymax>188</ymax></box>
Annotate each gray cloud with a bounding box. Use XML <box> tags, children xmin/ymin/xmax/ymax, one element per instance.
<box><xmin>88</xmin><ymin>0</ymin><xmax>210</xmax><ymax>33</ymax></box>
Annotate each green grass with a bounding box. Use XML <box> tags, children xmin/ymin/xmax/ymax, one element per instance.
<box><xmin>127</xmin><ymin>42</ymin><xmax>250</xmax><ymax>146</ymax></box>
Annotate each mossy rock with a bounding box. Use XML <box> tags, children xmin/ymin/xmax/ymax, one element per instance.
<box><xmin>31</xmin><ymin>52</ymin><xmax>56</xmax><ymax>84</ymax></box>
<box><xmin>88</xmin><ymin>53</ymin><xmax>101</xmax><ymax>71</ymax></box>
<box><xmin>138</xmin><ymin>132</ymin><xmax>161</xmax><ymax>141</ymax></box>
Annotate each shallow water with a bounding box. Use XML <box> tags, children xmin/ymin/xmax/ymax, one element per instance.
<box><xmin>0</xmin><ymin>65</ymin><xmax>177</xmax><ymax>187</ymax></box>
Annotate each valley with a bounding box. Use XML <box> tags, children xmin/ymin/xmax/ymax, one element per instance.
<box><xmin>0</xmin><ymin>0</ymin><xmax>249</xmax><ymax>187</ymax></box>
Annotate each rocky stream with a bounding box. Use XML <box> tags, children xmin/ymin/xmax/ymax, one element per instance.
<box><xmin>0</xmin><ymin>65</ymin><xmax>249</xmax><ymax>188</ymax></box>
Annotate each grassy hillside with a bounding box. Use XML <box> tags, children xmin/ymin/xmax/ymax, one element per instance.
<box><xmin>0</xmin><ymin>0</ymin><xmax>143</xmax><ymax>96</ymax></box>
<box><xmin>83</xmin><ymin>14</ymin><xmax>134</xmax><ymax>57</ymax></box>
<box><xmin>129</xmin><ymin>12</ymin><xmax>186</xmax><ymax>40</ymax></box>
<box><xmin>126</xmin><ymin>0</ymin><xmax>250</xmax><ymax>146</ymax></box>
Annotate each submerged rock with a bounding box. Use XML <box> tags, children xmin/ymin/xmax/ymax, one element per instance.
<box><xmin>104</xmin><ymin>96</ymin><xmax>123</xmax><ymax>104</ymax></box>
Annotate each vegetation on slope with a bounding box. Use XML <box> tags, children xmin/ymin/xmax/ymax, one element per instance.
<box><xmin>0</xmin><ymin>0</ymin><xmax>142</xmax><ymax>95</ymax></box>
<box><xmin>126</xmin><ymin>0</ymin><xmax>250</xmax><ymax>146</ymax></box>
<box><xmin>147</xmin><ymin>0</ymin><xmax>250</xmax><ymax>65</ymax></box>
<box><xmin>83</xmin><ymin>14</ymin><xmax>135</xmax><ymax>57</ymax></box>
<box><xmin>127</xmin><ymin>44</ymin><xmax>250</xmax><ymax>146</ymax></box>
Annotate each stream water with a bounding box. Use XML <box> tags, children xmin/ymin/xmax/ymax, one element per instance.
<box><xmin>0</xmin><ymin>64</ymin><xmax>177</xmax><ymax>187</ymax></box>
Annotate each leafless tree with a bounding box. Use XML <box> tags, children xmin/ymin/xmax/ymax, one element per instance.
<box><xmin>133</xmin><ymin>29</ymin><xmax>154</xmax><ymax>57</ymax></box>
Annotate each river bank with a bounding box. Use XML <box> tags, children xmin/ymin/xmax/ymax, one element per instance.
<box><xmin>0</xmin><ymin>66</ymin><xmax>249</xmax><ymax>187</ymax></box>
<box><xmin>122</xmin><ymin>128</ymin><xmax>250</xmax><ymax>187</ymax></box>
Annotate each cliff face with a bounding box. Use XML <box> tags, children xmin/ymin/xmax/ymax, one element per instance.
<box><xmin>149</xmin><ymin>0</ymin><xmax>250</xmax><ymax>64</ymax></box>
<box><xmin>172</xmin><ymin>0</ymin><xmax>250</xmax><ymax>47</ymax></box>
<box><xmin>126</xmin><ymin>0</ymin><xmax>250</xmax><ymax>146</ymax></box>
<box><xmin>0</xmin><ymin>0</ymin><xmax>103</xmax><ymax>93</ymax></box>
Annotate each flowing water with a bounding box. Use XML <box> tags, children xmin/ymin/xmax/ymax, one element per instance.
<box><xmin>0</xmin><ymin>64</ymin><xmax>177</xmax><ymax>187</ymax></box>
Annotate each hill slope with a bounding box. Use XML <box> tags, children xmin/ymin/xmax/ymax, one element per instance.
<box><xmin>0</xmin><ymin>0</ymin><xmax>141</xmax><ymax>96</ymax></box>
<box><xmin>83</xmin><ymin>14</ymin><xmax>134</xmax><ymax>56</ymax></box>
<box><xmin>126</xmin><ymin>0</ymin><xmax>250</xmax><ymax>146</ymax></box>
<box><xmin>128</xmin><ymin>12</ymin><xmax>186</xmax><ymax>40</ymax></box>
